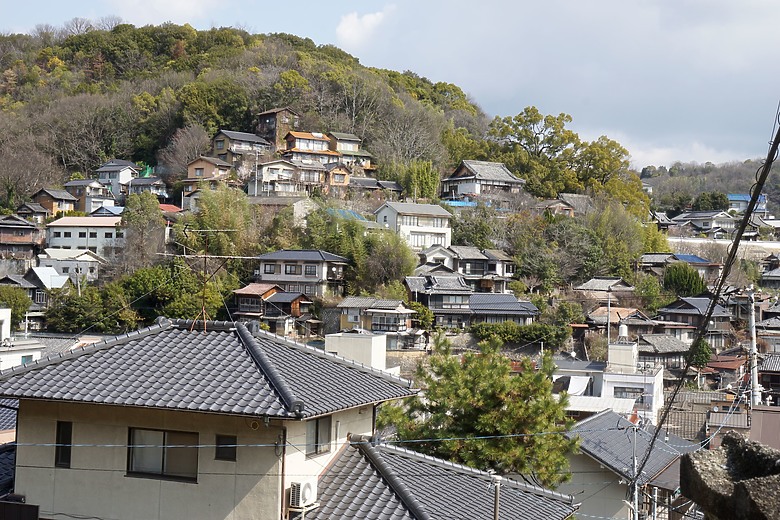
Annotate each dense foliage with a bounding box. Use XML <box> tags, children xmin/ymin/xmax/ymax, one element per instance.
<box><xmin>379</xmin><ymin>335</ymin><xmax>576</xmax><ymax>487</ymax></box>
<box><xmin>663</xmin><ymin>262</ymin><xmax>707</xmax><ymax>297</ymax></box>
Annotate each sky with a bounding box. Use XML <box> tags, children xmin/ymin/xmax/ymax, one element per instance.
<box><xmin>2</xmin><ymin>0</ymin><xmax>780</xmax><ymax>169</ymax></box>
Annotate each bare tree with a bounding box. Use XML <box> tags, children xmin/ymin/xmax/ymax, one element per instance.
<box><xmin>63</xmin><ymin>17</ymin><xmax>94</xmax><ymax>36</ymax></box>
<box><xmin>31</xmin><ymin>24</ymin><xmax>65</xmax><ymax>46</ymax></box>
<box><xmin>94</xmin><ymin>16</ymin><xmax>123</xmax><ymax>31</ymax></box>
<box><xmin>157</xmin><ymin>124</ymin><xmax>211</xmax><ymax>181</ymax></box>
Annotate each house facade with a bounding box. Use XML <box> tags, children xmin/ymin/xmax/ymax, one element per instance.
<box><xmin>440</xmin><ymin>160</ymin><xmax>525</xmax><ymax>199</ymax></box>
<box><xmin>212</xmin><ymin>129</ymin><xmax>272</xmax><ymax>166</ymax></box>
<box><xmin>256</xmin><ymin>107</ymin><xmax>300</xmax><ymax>150</ymax></box>
<box><xmin>375</xmin><ymin>202</ymin><xmax>452</xmax><ymax>251</ymax></box>
<box><xmin>281</xmin><ymin>132</ymin><xmax>341</xmax><ymax>165</ymax></box>
<box><xmin>95</xmin><ymin>159</ymin><xmax>139</xmax><ymax>197</ymax></box>
<box><xmin>326</xmin><ymin>132</ymin><xmax>374</xmax><ymax>170</ymax></box>
<box><xmin>0</xmin><ymin>214</ymin><xmax>44</xmax><ymax>260</ymax></box>
<box><xmin>30</xmin><ymin>189</ymin><xmax>78</xmax><ymax>217</ymax></box>
<box><xmin>656</xmin><ymin>297</ymin><xmax>733</xmax><ymax>350</ymax></box>
<box><xmin>63</xmin><ymin>179</ymin><xmax>115</xmax><ymax>213</ymax></box>
<box><xmin>37</xmin><ymin>248</ymin><xmax>106</xmax><ymax>283</ymax></box>
<box><xmin>127</xmin><ymin>176</ymin><xmax>169</xmax><ymax>201</ymax></box>
<box><xmin>0</xmin><ymin>318</ymin><xmax>414</xmax><ymax>520</ymax></box>
<box><xmin>336</xmin><ymin>297</ymin><xmax>418</xmax><ymax>349</ymax></box>
<box><xmin>183</xmin><ymin>156</ymin><xmax>232</xmax><ymax>194</ymax></box>
<box><xmin>253</xmin><ymin>250</ymin><xmax>349</xmax><ymax>298</ymax></box>
<box><xmin>405</xmin><ymin>275</ymin><xmax>473</xmax><ymax>329</ymax></box>
<box><xmin>46</xmin><ymin>216</ymin><xmax>124</xmax><ymax>259</ymax></box>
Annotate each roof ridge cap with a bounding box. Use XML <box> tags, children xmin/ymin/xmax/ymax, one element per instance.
<box><xmin>353</xmin><ymin>436</ymin><xmax>433</xmax><ymax>520</ymax></box>
<box><xmin>235</xmin><ymin>323</ymin><xmax>304</xmax><ymax>417</ymax></box>
<box><xmin>377</xmin><ymin>441</ymin><xmax>577</xmax><ymax>504</ymax></box>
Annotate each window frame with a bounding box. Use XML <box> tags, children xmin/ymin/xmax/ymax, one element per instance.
<box><xmin>127</xmin><ymin>427</ymin><xmax>199</xmax><ymax>482</ymax></box>
<box><xmin>55</xmin><ymin>421</ymin><xmax>72</xmax><ymax>468</ymax></box>
<box><xmin>214</xmin><ymin>434</ymin><xmax>237</xmax><ymax>462</ymax></box>
<box><xmin>305</xmin><ymin>416</ymin><xmax>332</xmax><ymax>457</ymax></box>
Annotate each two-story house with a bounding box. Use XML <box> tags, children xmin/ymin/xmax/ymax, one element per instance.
<box><xmin>440</xmin><ymin>160</ymin><xmax>525</xmax><ymax>199</ymax></box>
<box><xmin>256</xmin><ymin>107</ymin><xmax>300</xmax><ymax>150</ymax></box>
<box><xmin>656</xmin><ymin>297</ymin><xmax>733</xmax><ymax>350</ymax></box>
<box><xmin>374</xmin><ymin>202</ymin><xmax>452</xmax><ymax>251</ymax></box>
<box><xmin>419</xmin><ymin>245</ymin><xmax>515</xmax><ymax>293</ymax></box>
<box><xmin>46</xmin><ymin>216</ymin><xmax>124</xmax><ymax>259</ymax></box>
<box><xmin>30</xmin><ymin>188</ymin><xmax>78</xmax><ymax>217</ymax></box>
<box><xmin>15</xmin><ymin>203</ymin><xmax>49</xmax><ymax>224</ymax></box>
<box><xmin>326</xmin><ymin>132</ymin><xmax>374</xmax><ymax>171</ymax></box>
<box><xmin>637</xmin><ymin>252</ymin><xmax>722</xmax><ymax>284</ymax></box>
<box><xmin>231</xmin><ymin>283</ymin><xmax>282</xmax><ymax>320</ymax></box>
<box><xmin>212</xmin><ymin>129</ymin><xmax>272</xmax><ymax>167</ymax></box>
<box><xmin>323</xmin><ymin>163</ymin><xmax>350</xmax><ymax>198</ymax></box>
<box><xmin>0</xmin><ymin>318</ymin><xmax>415</xmax><ymax>520</ymax></box>
<box><xmin>248</xmin><ymin>159</ymin><xmax>298</xmax><ymax>196</ymax></box>
<box><xmin>0</xmin><ymin>266</ymin><xmax>70</xmax><ymax>330</ymax></box>
<box><xmin>263</xmin><ymin>292</ymin><xmax>316</xmax><ymax>337</ymax></box>
<box><xmin>728</xmin><ymin>193</ymin><xmax>768</xmax><ymax>216</ymax></box>
<box><xmin>37</xmin><ymin>248</ymin><xmax>106</xmax><ymax>283</ymax></box>
<box><xmin>63</xmin><ymin>179</ymin><xmax>115</xmax><ymax>213</ymax></box>
<box><xmin>405</xmin><ymin>275</ymin><xmax>473</xmax><ymax>329</ymax></box>
<box><xmin>0</xmin><ymin>214</ymin><xmax>44</xmax><ymax>260</ymax></box>
<box><xmin>95</xmin><ymin>159</ymin><xmax>139</xmax><ymax>197</ymax></box>
<box><xmin>671</xmin><ymin>210</ymin><xmax>737</xmax><ymax>238</ymax></box>
<box><xmin>469</xmin><ymin>293</ymin><xmax>539</xmax><ymax>325</ymax></box>
<box><xmin>183</xmin><ymin>156</ymin><xmax>233</xmax><ymax>195</ymax></box>
<box><xmin>126</xmin><ymin>176</ymin><xmax>169</xmax><ymax>201</ymax></box>
<box><xmin>253</xmin><ymin>249</ymin><xmax>349</xmax><ymax>298</ymax></box>
<box><xmin>336</xmin><ymin>297</ymin><xmax>418</xmax><ymax>349</ymax></box>
<box><xmin>281</xmin><ymin>132</ymin><xmax>341</xmax><ymax>165</ymax></box>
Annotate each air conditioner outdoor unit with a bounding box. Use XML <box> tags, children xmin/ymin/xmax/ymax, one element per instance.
<box><xmin>290</xmin><ymin>478</ymin><xmax>317</xmax><ymax>508</ymax></box>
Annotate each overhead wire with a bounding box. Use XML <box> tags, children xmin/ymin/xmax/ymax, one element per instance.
<box><xmin>633</xmin><ymin>104</ymin><xmax>780</xmax><ymax>489</ymax></box>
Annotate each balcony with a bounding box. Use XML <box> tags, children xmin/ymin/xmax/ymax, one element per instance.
<box><xmin>371</xmin><ymin>323</ymin><xmax>407</xmax><ymax>333</ymax></box>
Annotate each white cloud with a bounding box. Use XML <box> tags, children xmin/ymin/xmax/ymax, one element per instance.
<box><xmin>336</xmin><ymin>5</ymin><xmax>395</xmax><ymax>51</ymax></box>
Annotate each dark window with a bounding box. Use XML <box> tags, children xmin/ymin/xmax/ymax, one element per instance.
<box><xmin>215</xmin><ymin>435</ymin><xmax>237</xmax><ymax>461</ymax></box>
<box><xmin>53</xmin><ymin>231</ymin><xmax>61</xmax><ymax>238</ymax></box>
<box><xmin>305</xmin><ymin>416</ymin><xmax>331</xmax><ymax>456</ymax></box>
<box><xmin>285</xmin><ymin>264</ymin><xmax>301</xmax><ymax>275</ymax></box>
<box><xmin>89</xmin><ymin>232</ymin><xmax>97</xmax><ymax>239</ymax></box>
<box><xmin>62</xmin><ymin>267</ymin><xmax>69</xmax><ymax>274</ymax></box>
<box><xmin>128</xmin><ymin>428</ymin><xmax>198</xmax><ymax>481</ymax></box>
<box><xmin>21</xmin><ymin>355</ymin><xmax>32</xmax><ymax>364</ymax></box>
<box><xmin>104</xmin><ymin>232</ymin><xmax>113</xmax><ymax>239</ymax></box>
<box><xmin>116</xmin><ymin>231</ymin><xmax>124</xmax><ymax>238</ymax></box>
<box><xmin>79</xmin><ymin>232</ymin><xmax>86</xmax><ymax>238</ymax></box>
<box><xmin>63</xmin><ymin>232</ymin><xmax>71</xmax><ymax>238</ymax></box>
<box><xmin>264</xmin><ymin>263</ymin><xmax>276</xmax><ymax>274</ymax></box>
<box><xmin>55</xmin><ymin>421</ymin><xmax>72</xmax><ymax>468</ymax></box>
<box><xmin>304</xmin><ymin>265</ymin><xmax>317</xmax><ymax>276</ymax></box>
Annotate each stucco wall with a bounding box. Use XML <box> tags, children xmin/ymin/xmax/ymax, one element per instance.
<box><xmin>15</xmin><ymin>400</ymin><xmax>284</xmax><ymax>520</ymax></box>
<box><xmin>557</xmin><ymin>454</ymin><xmax>629</xmax><ymax>519</ymax></box>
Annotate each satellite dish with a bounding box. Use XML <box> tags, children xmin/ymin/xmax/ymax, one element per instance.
<box><xmin>713</xmin><ymin>406</ymin><xmax>719</xmax><ymax>413</ymax></box>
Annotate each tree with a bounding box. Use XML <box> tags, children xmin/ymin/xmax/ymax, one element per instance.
<box><xmin>686</xmin><ymin>338</ymin><xmax>712</xmax><ymax>368</ymax></box>
<box><xmin>452</xmin><ymin>203</ymin><xmax>500</xmax><ymax>249</ymax></box>
<box><xmin>664</xmin><ymin>262</ymin><xmax>706</xmax><ymax>297</ymax></box>
<box><xmin>379</xmin><ymin>335</ymin><xmax>576</xmax><ymax>487</ymax></box>
<box><xmin>0</xmin><ymin>286</ymin><xmax>31</xmax><ymax>330</ymax></box>
<box><xmin>355</xmin><ymin>231</ymin><xmax>418</xmax><ymax>295</ymax></box>
<box><xmin>692</xmin><ymin>191</ymin><xmax>729</xmax><ymax>211</ymax></box>
<box><xmin>118</xmin><ymin>192</ymin><xmax>166</xmax><ymax>274</ymax></box>
<box><xmin>45</xmin><ymin>284</ymin><xmax>138</xmax><ymax>334</ymax></box>
<box><xmin>156</xmin><ymin>124</ymin><xmax>211</xmax><ymax>181</ymax></box>
<box><xmin>407</xmin><ymin>301</ymin><xmax>434</xmax><ymax>329</ymax></box>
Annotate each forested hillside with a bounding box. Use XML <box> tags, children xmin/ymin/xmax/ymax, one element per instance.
<box><xmin>0</xmin><ymin>20</ymin><xmax>648</xmax><ymax>211</ymax></box>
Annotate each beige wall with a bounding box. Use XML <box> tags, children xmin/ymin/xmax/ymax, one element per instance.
<box><xmin>557</xmin><ymin>454</ymin><xmax>629</xmax><ymax>520</ymax></box>
<box><xmin>16</xmin><ymin>401</ymin><xmax>284</xmax><ymax>520</ymax></box>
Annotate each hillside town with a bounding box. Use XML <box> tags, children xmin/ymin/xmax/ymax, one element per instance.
<box><xmin>0</xmin><ymin>107</ymin><xmax>774</xmax><ymax>519</ymax></box>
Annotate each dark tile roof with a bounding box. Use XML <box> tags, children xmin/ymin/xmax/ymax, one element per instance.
<box><xmin>469</xmin><ymin>294</ymin><xmax>538</xmax><ymax>315</ymax></box>
<box><xmin>0</xmin><ymin>319</ymin><xmax>413</xmax><ymax>419</ymax></box>
<box><xmin>448</xmin><ymin>246</ymin><xmax>487</xmax><ymax>260</ymax></box>
<box><xmin>95</xmin><ymin>159</ymin><xmax>139</xmax><ymax>172</ymax></box>
<box><xmin>128</xmin><ymin>176</ymin><xmax>164</xmax><ymax>185</ymax></box>
<box><xmin>452</xmin><ymin>160</ymin><xmax>525</xmax><ymax>185</ymax></box>
<box><xmin>193</xmin><ymin>155</ymin><xmax>231</xmax><ymax>167</ymax></box>
<box><xmin>567</xmin><ymin>410</ymin><xmax>694</xmax><ymax>485</ymax></box>
<box><xmin>34</xmin><ymin>188</ymin><xmax>78</xmax><ymax>201</ymax></box>
<box><xmin>405</xmin><ymin>275</ymin><xmax>472</xmax><ymax>295</ymax></box>
<box><xmin>0</xmin><ymin>398</ymin><xmax>17</xmax><ymax>431</ymax></box>
<box><xmin>575</xmin><ymin>277</ymin><xmax>633</xmax><ymax>291</ymax></box>
<box><xmin>377</xmin><ymin>202</ymin><xmax>452</xmax><ymax>218</ymax></box>
<box><xmin>0</xmin><ymin>443</ymin><xmax>15</xmax><ymax>494</ymax></box>
<box><xmin>255</xmin><ymin>249</ymin><xmax>349</xmax><ymax>263</ymax></box>
<box><xmin>0</xmin><ymin>275</ymin><xmax>35</xmax><ymax>289</ymax></box>
<box><xmin>217</xmin><ymin>129</ymin><xmax>271</xmax><ymax>145</ymax></box>
<box><xmin>328</xmin><ymin>132</ymin><xmax>360</xmax><ymax>141</ymax></box>
<box><xmin>305</xmin><ymin>438</ymin><xmax>577</xmax><ymax>520</ymax></box>
<box><xmin>760</xmin><ymin>353</ymin><xmax>780</xmax><ymax>372</ymax></box>
<box><xmin>482</xmin><ymin>249</ymin><xmax>512</xmax><ymax>262</ymax></box>
<box><xmin>266</xmin><ymin>292</ymin><xmax>309</xmax><ymax>304</ymax></box>
<box><xmin>658</xmin><ymin>297</ymin><xmax>731</xmax><ymax>317</ymax></box>
<box><xmin>16</xmin><ymin>202</ymin><xmax>48</xmax><ymax>214</ymax></box>
<box><xmin>637</xmin><ymin>334</ymin><xmax>689</xmax><ymax>354</ymax></box>
<box><xmin>63</xmin><ymin>179</ymin><xmax>105</xmax><ymax>187</ymax></box>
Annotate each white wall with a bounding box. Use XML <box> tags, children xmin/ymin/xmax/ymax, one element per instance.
<box><xmin>557</xmin><ymin>455</ymin><xmax>629</xmax><ymax>519</ymax></box>
<box><xmin>325</xmin><ymin>333</ymin><xmax>387</xmax><ymax>370</ymax></box>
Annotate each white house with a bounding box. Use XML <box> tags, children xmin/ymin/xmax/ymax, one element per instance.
<box><xmin>37</xmin><ymin>248</ymin><xmax>107</xmax><ymax>283</ymax></box>
<box><xmin>94</xmin><ymin>159</ymin><xmax>139</xmax><ymax>197</ymax></box>
<box><xmin>46</xmin><ymin>216</ymin><xmax>123</xmax><ymax>259</ymax></box>
<box><xmin>374</xmin><ymin>202</ymin><xmax>452</xmax><ymax>251</ymax></box>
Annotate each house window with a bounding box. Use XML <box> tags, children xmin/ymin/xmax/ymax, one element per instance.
<box><xmin>116</xmin><ymin>231</ymin><xmax>124</xmax><ymax>239</ymax></box>
<box><xmin>55</xmin><ymin>421</ymin><xmax>72</xmax><ymax>468</ymax></box>
<box><xmin>215</xmin><ymin>434</ymin><xmax>237</xmax><ymax>461</ymax></box>
<box><xmin>62</xmin><ymin>267</ymin><xmax>70</xmax><ymax>274</ymax></box>
<box><xmin>35</xmin><ymin>290</ymin><xmax>46</xmax><ymax>304</ymax></box>
<box><xmin>128</xmin><ymin>428</ymin><xmax>198</xmax><ymax>481</ymax></box>
<box><xmin>304</xmin><ymin>285</ymin><xmax>315</xmax><ymax>295</ymax></box>
<box><xmin>614</xmin><ymin>387</ymin><xmax>645</xmax><ymax>403</ymax></box>
<box><xmin>215</xmin><ymin>140</ymin><xmax>225</xmax><ymax>150</ymax></box>
<box><xmin>13</xmin><ymin>230</ymin><xmax>25</xmax><ymax>237</ymax></box>
<box><xmin>53</xmin><ymin>232</ymin><xmax>61</xmax><ymax>238</ymax></box>
<box><xmin>89</xmin><ymin>232</ymin><xmax>97</xmax><ymax>239</ymax></box>
<box><xmin>105</xmin><ymin>232</ymin><xmax>113</xmax><ymax>239</ymax></box>
<box><xmin>304</xmin><ymin>265</ymin><xmax>317</xmax><ymax>276</ymax></box>
<box><xmin>305</xmin><ymin>416</ymin><xmax>331</xmax><ymax>456</ymax></box>
<box><xmin>287</xmin><ymin>284</ymin><xmax>299</xmax><ymax>293</ymax></box>
<box><xmin>88</xmin><ymin>247</ymin><xmax>97</xmax><ymax>253</ymax></box>
<box><xmin>195</xmin><ymin>168</ymin><xmax>204</xmax><ymax>177</ymax></box>
<box><xmin>264</xmin><ymin>263</ymin><xmax>276</xmax><ymax>274</ymax></box>
<box><xmin>333</xmin><ymin>174</ymin><xmax>346</xmax><ymax>183</ymax></box>
<box><xmin>79</xmin><ymin>232</ymin><xmax>86</xmax><ymax>238</ymax></box>
<box><xmin>285</xmin><ymin>264</ymin><xmax>302</xmax><ymax>275</ymax></box>
<box><xmin>63</xmin><ymin>232</ymin><xmax>71</xmax><ymax>238</ymax></box>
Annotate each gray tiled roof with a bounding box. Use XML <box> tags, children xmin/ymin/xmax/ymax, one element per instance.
<box><xmin>255</xmin><ymin>249</ymin><xmax>349</xmax><ymax>263</ymax></box>
<box><xmin>558</xmin><ymin>193</ymin><xmax>595</xmax><ymax>214</ymax></box>
<box><xmin>575</xmin><ymin>277</ymin><xmax>633</xmax><ymax>291</ymax></box>
<box><xmin>0</xmin><ymin>399</ymin><xmax>17</xmax><ymax>431</ymax></box>
<box><xmin>448</xmin><ymin>246</ymin><xmax>487</xmax><ymax>260</ymax></box>
<box><xmin>377</xmin><ymin>202</ymin><xmax>452</xmax><ymax>218</ymax></box>
<box><xmin>338</xmin><ymin>297</ymin><xmax>403</xmax><ymax>309</ymax></box>
<box><xmin>96</xmin><ymin>159</ymin><xmax>139</xmax><ymax>172</ymax></box>
<box><xmin>483</xmin><ymin>249</ymin><xmax>512</xmax><ymax>262</ymax></box>
<box><xmin>0</xmin><ymin>319</ymin><xmax>413</xmax><ymax>419</ymax></box>
<box><xmin>637</xmin><ymin>334</ymin><xmax>689</xmax><ymax>354</ymax></box>
<box><xmin>266</xmin><ymin>292</ymin><xmax>308</xmax><ymax>304</ymax></box>
<box><xmin>456</xmin><ymin>160</ymin><xmax>525</xmax><ymax>185</ymax></box>
<box><xmin>0</xmin><ymin>443</ymin><xmax>15</xmax><ymax>494</ymax></box>
<box><xmin>0</xmin><ymin>275</ymin><xmax>35</xmax><ymax>289</ymax></box>
<box><xmin>305</xmin><ymin>438</ymin><xmax>577</xmax><ymax>520</ymax></box>
<box><xmin>760</xmin><ymin>353</ymin><xmax>780</xmax><ymax>372</ymax></box>
<box><xmin>658</xmin><ymin>297</ymin><xmax>731</xmax><ymax>317</ymax></box>
<box><xmin>405</xmin><ymin>275</ymin><xmax>472</xmax><ymax>294</ymax></box>
<box><xmin>469</xmin><ymin>294</ymin><xmax>538</xmax><ymax>315</ymax></box>
<box><xmin>35</xmin><ymin>188</ymin><xmax>78</xmax><ymax>201</ymax></box>
<box><xmin>128</xmin><ymin>176</ymin><xmax>164</xmax><ymax>186</ymax></box>
<box><xmin>757</xmin><ymin>317</ymin><xmax>780</xmax><ymax>330</ymax></box>
<box><xmin>567</xmin><ymin>410</ymin><xmax>693</xmax><ymax>485</ymax></box>
<box><xmin>218</xmin><ymin>130</ymin><xmax>271</xmax><ymax>145</ymax></box>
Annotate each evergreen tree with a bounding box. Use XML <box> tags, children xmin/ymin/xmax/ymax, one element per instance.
<box><xmin>379</xmin><ymin>335</ymin><xmax>576</xmax><ymax>487</ymax></box>
<box><xmin>663</xmin><ymin>262</ymin><xmax>707</xmax><ymax>297</ymax></box>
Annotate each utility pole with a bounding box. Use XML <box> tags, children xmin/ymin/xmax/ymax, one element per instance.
<box><xmin>491</xmin><ymin>474</ymin><xmax>501</xmax><ymax>520</ymax></box>
<box><xmin>632</xmin><ymin>423</ymin><xmax>639</xmax><ymax>520</ymax></box>
<box><xmin>748</xmin><ymin>286</ymin><xmax>761</xmax><ymax>406</ymax></box>
<box><xmin>606</xmin><ymin>289</ymin><xmax>611</xmax><ymax>345</ymax></box>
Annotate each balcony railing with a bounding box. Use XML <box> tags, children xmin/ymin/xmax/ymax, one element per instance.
<box><xmin>371</xmin><ymin>323</ymin><xmax>407</xmax><ymax>332</ymax></box>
